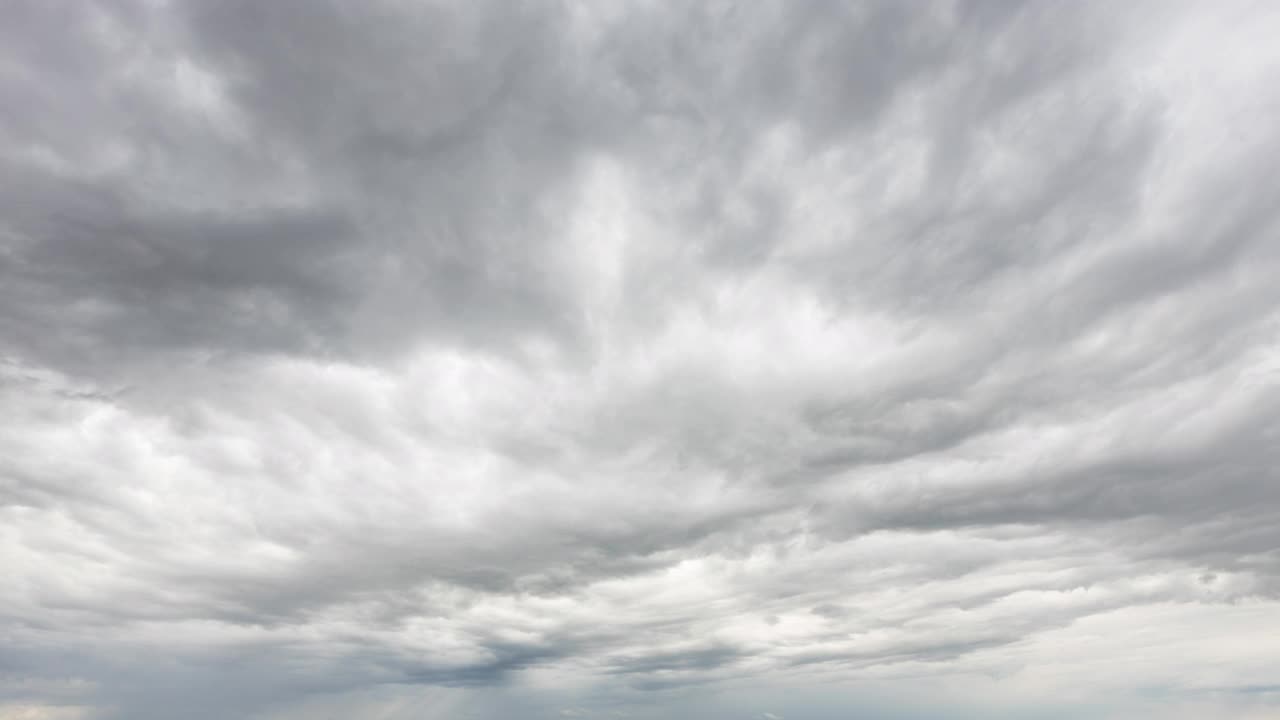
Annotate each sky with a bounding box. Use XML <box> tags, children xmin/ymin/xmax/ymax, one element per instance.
<box><xmin>3</xmin><ymin>1</ymin><xmax>1280</xmax><ymax>718</ymax></box>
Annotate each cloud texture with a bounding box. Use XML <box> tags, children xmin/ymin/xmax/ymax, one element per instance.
<box><xmin>3</xmin><ymin>1</ymin><xmax>1280</xmax><ymax>718</ymax></box>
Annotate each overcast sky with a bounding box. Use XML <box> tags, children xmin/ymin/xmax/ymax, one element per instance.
<box><xmin>3</xmin><ymin>1</ymin><xmax>1280</xmax><ymax>719</ymax></box>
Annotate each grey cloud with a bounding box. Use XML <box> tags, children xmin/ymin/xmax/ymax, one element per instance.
<box><xmin>2</xmin><ymin>0</ymin><xmax>594</xmax><ymax>378</ymax></box>
<box><xmin>5</xmin><ymin>1</ymin><xmax>1280</xmax><ymax>719</ymax></box>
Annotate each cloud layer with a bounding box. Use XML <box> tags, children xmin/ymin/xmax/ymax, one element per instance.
<box><xmin>3</xmin><ymin>1</ymin><xmax>1280</xmax><ymax>718</ymax></box>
